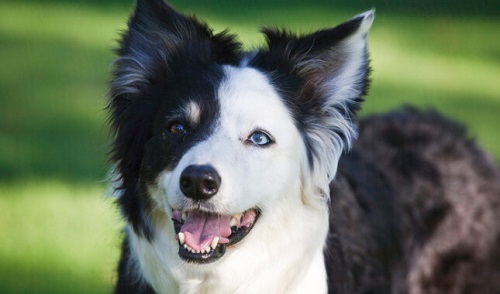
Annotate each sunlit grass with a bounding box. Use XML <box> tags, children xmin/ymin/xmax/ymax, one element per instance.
<box><xmin>0</xmin><ymin>181</ymin><xmax>123</xmax><ymax>293</ymax></box>
<box><xmin>0</xmin><ymin>2</ymin><xmax>127</xmax><ymax>50</ymax></box>
<box><xmin>371</xmin><ymin>16</ymin><xmax>500</xmax><ymax>101</ymax></box>
<box><xmin>0</xmin><ymin>2</ymin><xmax>124</xmax><ymax>180</ymax></box>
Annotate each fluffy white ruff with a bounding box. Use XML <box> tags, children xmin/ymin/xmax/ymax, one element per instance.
<box><xmin>128</xmin><ymin>203</ymin><xmax>328</xmax><ymax>293</ymax></box>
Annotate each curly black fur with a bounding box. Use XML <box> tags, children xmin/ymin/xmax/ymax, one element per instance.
<box><xmin>326</xmin><ymin>108</ymin><xmax>500</xmax><ymax>293</ymax></box>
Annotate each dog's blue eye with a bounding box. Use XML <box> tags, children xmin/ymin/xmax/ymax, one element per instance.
<box><xmin>249</xmin><ymin>131</ymin><xmax>272</xmax><ymax>146</ymax></box>
<box><xmin>169</xmin><ymin>122</ymin><xmax>186</xmax><ymax>135</ymax></box>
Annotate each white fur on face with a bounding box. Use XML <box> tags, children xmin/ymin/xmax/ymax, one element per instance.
<box><xmin>138</xmin><ymin>65</ymin><xmax>329</xmax><ymax>292</ymax></box>
<box><xmin>159</xmin><ymin>65</ymin><xmax>306</xmax><ymax>215</ymax></box>
<box><xmin>133</xmin><ymin>65</ymin><xmax>329</xmax><ymax>293</ymax></box>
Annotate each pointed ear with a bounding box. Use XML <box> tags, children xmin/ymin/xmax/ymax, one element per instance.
<box><xmin>295</xmin><ymin>10</ymin><xmax>373</xmax><ymax>112</ymax></box>
<box><xmin>255</xmin><ymin>11</ymin><xmax>374</xmax><ymax>200</ymax></box>
<box><xmin>111</xmin><ymin>0</ymin><xmax>241</xmax><ymax>98</ymax></box>
<box><xmin>261</xmin><ymin>10</ymin><xmax>373</xmax><ymax>118</ymax></box>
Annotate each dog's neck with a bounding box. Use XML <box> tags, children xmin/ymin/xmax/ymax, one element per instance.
<box><xmin>128</xmin><ymin>199</ymin><xmax>329</xmax><ymax>293</ymax></box>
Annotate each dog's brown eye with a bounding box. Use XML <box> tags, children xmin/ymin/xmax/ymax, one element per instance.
<box><xmin>169</xmin><ymin>122</ymin><xmax>186</xmax><ymax>135</ymax></box>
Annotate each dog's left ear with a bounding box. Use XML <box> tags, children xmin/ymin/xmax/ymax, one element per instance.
<box><xmin>253</xmin><ymin>11</ymin><xmax>374</xmax><ymax>200</ymax></box>
<box><xmin>259</xmin><ymin>10</ymin><xmax>374</xmax><ymax>134</ymax></box>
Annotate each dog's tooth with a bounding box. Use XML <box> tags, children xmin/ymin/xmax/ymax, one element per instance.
<box><xmin>178</xmin><ymin>232</ymin><xmax>185</xmax><ymax>245</ymax></box>
<box><xmin>182</xmin><ymin>212</ymin><xmax>187</xmax><ymax>222</ymax></box>
<box><xmin>211</xmin><ymin>237</ymin><xmax>219</xmax><ymax>250</ymax></box>
<box><xmin>230</xmin><ymin>217</ymin><xmax>238</xmax><ymax>227</ymax></box>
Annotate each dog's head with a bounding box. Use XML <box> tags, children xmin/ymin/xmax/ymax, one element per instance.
<box><xmin>108</xmin><ymin>0</ymin><xmax>372</xmax><ymax>264</ymax></box>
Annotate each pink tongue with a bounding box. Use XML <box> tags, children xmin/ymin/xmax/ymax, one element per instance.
<box><xmin>180</xmin><ymin>210</ymin><xmax>232</xmax><ymax>251</ymax></box>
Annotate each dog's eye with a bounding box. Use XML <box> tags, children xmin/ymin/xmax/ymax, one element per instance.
<box><xmin>169</xmin><ymin>121</ymin><xmax>187</xmax><ymax>135</ymax></box>
<box><xmin>248</xmin><ymin>131</ymin><xmax>272</xmax><ymax>146</ymax></box>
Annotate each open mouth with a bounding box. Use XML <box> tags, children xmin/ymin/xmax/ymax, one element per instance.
<box><xmin>172</xmin><ymin>208</ymin><xmax>260</xmax><ymax>263</ymax></box>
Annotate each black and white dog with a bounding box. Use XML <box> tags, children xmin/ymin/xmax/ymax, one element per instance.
<box><xmin>108</xmin><ymin>0</ymin><xmax>500</xmax><ymax>293</ymax></box>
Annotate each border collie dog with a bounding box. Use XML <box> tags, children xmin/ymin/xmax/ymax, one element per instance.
<box><xmin>108</xmin><ymin>0</ymin><xmax>500</xmax><ymax>293</ymax></box>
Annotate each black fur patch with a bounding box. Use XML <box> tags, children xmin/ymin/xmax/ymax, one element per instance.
<box><xmin>327</xmin><ymin>108</ymin><xmax>500</xmax><ymax>293</ymax></box>
<box><xmin>108</xmin><ymin>0</ymin><xmax>242</xmax><ymax>238</ymax></box>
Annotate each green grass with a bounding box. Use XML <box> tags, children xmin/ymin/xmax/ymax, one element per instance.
<box><xmin>0</xmin><ymin>0</ymin><xmax>499</xmax><ymax>293</ymax></box>
<box><xmin>0</xmin><ymin>182</ymin><xmax>123</xmax><ymax>293</ymax></box>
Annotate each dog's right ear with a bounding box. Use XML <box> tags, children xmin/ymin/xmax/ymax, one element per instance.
<box><xmin>110</xmin><ymin>0</ymin><xmax>240</xmax><ymax>99</ymax></box>
<box><xmin>112</xmin><ymin>0</ymin><xmax>182</xmax><ymax>95</ymax></box>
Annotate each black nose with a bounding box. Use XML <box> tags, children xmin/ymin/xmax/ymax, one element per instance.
<box><xmin>179</xmin><ymin>165</ymin><xmax>221</xmax><ymax>201</ymax></box>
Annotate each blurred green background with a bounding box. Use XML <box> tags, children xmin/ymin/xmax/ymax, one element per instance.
<box><xmin>0</xmin><ymin>0</ymin><xmax>498</xmax><ymax>293</ymax></box>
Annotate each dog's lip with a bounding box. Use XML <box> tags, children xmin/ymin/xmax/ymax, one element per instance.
<box><xmin>171</xmin><ymin>208</ymin><xmax>260</xmax><ymax>263</ymax></box>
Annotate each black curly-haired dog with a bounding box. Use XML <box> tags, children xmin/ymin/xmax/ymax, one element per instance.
<box><xmin>108</xmin><ymin>1</ymin><xmax>500</xmax><ymax>292</ymax></box>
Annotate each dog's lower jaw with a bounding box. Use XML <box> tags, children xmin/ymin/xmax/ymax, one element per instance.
<box><xmin>127</xmin><ymin>201</ymin><xmax>330</xmax><ymax>293</ymax></box>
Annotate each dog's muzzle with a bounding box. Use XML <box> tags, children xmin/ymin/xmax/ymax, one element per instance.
<box><xmin>171</xmin><ymin>164</ymin><xmax>260</xmax><ymax>263</ymax></box>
